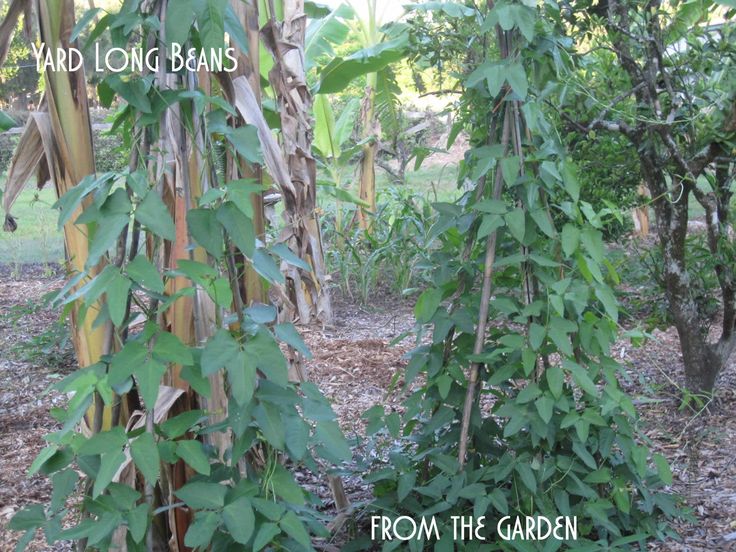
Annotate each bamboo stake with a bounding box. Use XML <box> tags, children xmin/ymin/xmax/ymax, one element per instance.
<box><xmin>458</xmin><ymin>103</ymin><xmax>512</xmax><ymax>466</ymax></box>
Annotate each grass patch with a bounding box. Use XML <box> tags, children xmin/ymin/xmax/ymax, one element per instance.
<box><xmin>0</xmin><ymin>162</ymin><xmax>461</xmax><ymax>265</ymax></box>
<box><xmin>375</xmin><ymin>163</ymin><xmax>461</xmax><ymax>202</ymax></box>
<box><xmin>0</xmin><ymin>185</ymin><xmax>63</xmax><ymax>266</ymax></box>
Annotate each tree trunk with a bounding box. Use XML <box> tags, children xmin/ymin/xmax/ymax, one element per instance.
<box><xmin>679</xmin><ymin>332</ymin><xmax>722</xmax><ymax>395</ymax></box>
<box><xmin>591</xmin><ymin>0</ymin><xmax>736</xmax><ymax>396</ymax></box>
<box><xmin>647</xmin><ymin>169</ymin><xmax>724</xmax><ymax>395</ymax></box>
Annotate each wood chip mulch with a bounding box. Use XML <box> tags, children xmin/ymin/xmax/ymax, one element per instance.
<box><xmin>1</xmin><ymin>267</ymin><xmax>734</xmax><ymax>551</ymax></box>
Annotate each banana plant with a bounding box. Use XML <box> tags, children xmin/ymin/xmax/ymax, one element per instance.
<box><xmin>4</xmin><ymin>1</ymin><xmax>352</xmax><ymax>550</ymax></box>
<box><xmin>311</xmin><ymin>0</ymin><xmax>408</xmax><ymax>233</ymax></box>
<box><xmin>2</xmin><ymin>0</ymin><xmax>112</xmax><ymax>431</ymax></box>
<box><xmin>261</xmin><ymin>0</ymin><xmax>334</xmax><ymax>325</ymax></box>
<box><xmin>313</xmin><ymin>94</ymin><xmax>368</xmax><ymax>241</ymax></box>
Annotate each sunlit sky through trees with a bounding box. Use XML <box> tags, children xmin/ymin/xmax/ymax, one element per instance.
<box><xmin>320</xmin><ymin>0</ymin><xmax>408</xmax><ymax>25</ymax></box>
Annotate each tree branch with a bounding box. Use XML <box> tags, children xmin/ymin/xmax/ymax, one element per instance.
<box><xmin>556</xmin><ymin>106</ymin><xmax>638</xmax><ymax>140</ymax></box>
<box><xmin>690</xmin><ymin>142</ymin><xmax>722</xmax><ymax>176</ymax></box>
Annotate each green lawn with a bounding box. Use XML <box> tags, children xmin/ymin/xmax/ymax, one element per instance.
<box><xmin>0</xmin><ymin>185</ymin><xmax>64</xmax><ymax>265</ymax></box>
<box><xmin>2</xmin><ymin>160</ymin><xmax>719</xmax><ymax>267</ymax></box>
<box><xmin>0</xmin><ymin>163</ymin><xmax>461</xmax><ymax>265</ymax></box>
<box><xmin>375</xmin><ymin>163</ymin><xmax>461</xmax><ymax>202</ymax></box>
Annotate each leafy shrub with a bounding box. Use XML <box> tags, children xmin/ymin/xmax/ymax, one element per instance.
<box><xmin>10</xmin><ymin>167</ymin><xmax>351</xmax><ymax>551</ymax></box>
<box><xmin>345</xmin><ymin>3</ymin><xmax>681</xmax><ymax>550</ymax></box>
<box><xmin>1</xmin><ymin>126</ymin><xmax>126</xmax><ymax>175</ymax></box>
<box><xmin>93</xmin><ymin>131</ymin><xmax>128</xmax><ymax>174</ymax></box>
<box><xmin>566</xmin><ymin>132</ymin><xmax>641</xmax><ymax>240</ymax></box>
<box><xmin>7</xmin><ymin>297</ymin><xmax>73</xmax><ymax>370</ymax></box>
<box><xmin>353</xmin><ymin>186</ymin><xmax>680</xmax><ymax>550</ymax></box>
<box><xmin>376</xmin><ymin>108</ymin><xmax>446</xmax><ymax>185</ymax></box>
<box><xmin>0</xmin><ymin>133</ymin><xmax>19</xmax><ymax>175</ymax></box>
<box><xmin>616</xmin><ymin>233</ymin><xmax>721</xmax><ymax>331</ymax></box>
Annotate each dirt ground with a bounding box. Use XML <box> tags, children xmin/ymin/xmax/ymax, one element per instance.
<box><xmin>0</xmin><ymin>265</ymin><xmax>735</xmax><ymax>551</ymax></box>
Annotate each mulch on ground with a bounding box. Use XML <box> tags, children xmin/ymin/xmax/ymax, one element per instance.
<box><xmin>0</xmin><ymin>266</ymin><xmax>73</xmax><ymax>551</ymax></box>
<box><xmin>620</xmin><ymin>326</ymin><xmax>736</xmax><ymax>550</ymax></box>
<box><xmin>0</xmin><ymin>265</ymin><xmax>734</xmax><ymax>551</ymax></box>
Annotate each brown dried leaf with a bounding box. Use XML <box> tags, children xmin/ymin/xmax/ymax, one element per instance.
<box><xmin>0</xmin><ymin>0</ymin><xmax>26</xmax><ymax>67</ymax></box>
<box><xmin>2</xmin><ymin>112</ymin><xmax>54</xmax><ymax>231</ymax></box>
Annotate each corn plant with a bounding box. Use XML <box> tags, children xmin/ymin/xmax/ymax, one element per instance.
<box><xmin>323</xmin><ymin>186</ymin><xmax>436</xmax><ymax>303</ymax></box>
